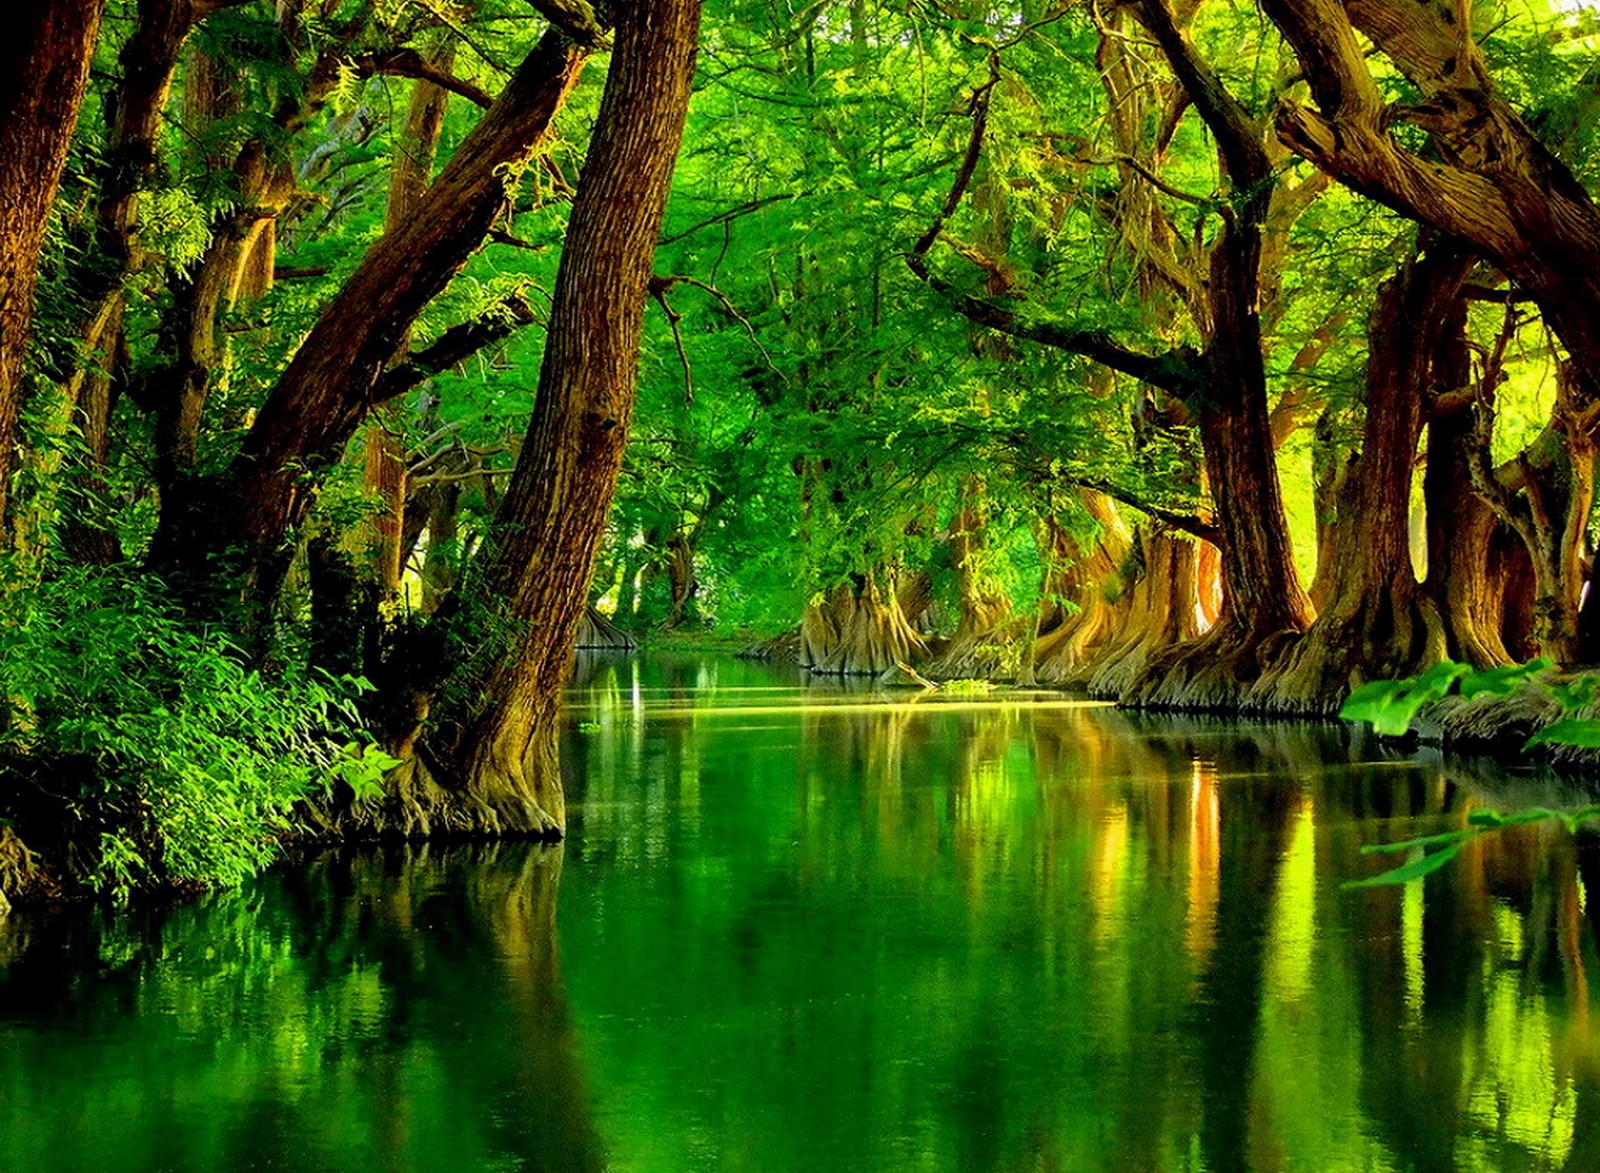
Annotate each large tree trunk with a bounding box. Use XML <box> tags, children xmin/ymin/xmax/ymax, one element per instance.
<box><xmin>1028</xmin><ymin>494</ymin><xmax>1132</xmax><ymax>685</ymax></box>
<box><xmin>1264</xmin><ymin>0</ymin><xmax>1600</xmax><ymax>399</ymax></box>
<box><xmin>1114</xmin><ymin>0</ymin><xmax>1312</xmax><ymax>708</ymax></box>
<box><xmin>0</xmin><ymin>0</ymin><xmax>104</xmax><ymax>541</ymax></box>
<box><xmin>383</xmin><ymin>0</ymin><xmax>702</xmax><ymax>838</ymax></box>
<box><xmin>149</xmin><ymin>27</ymin><xmax>594</xmax><ymax>612</ymax></box>
<box><xmin>923</xmin><ymin>485</ymin><xmax>1014</xmax><ymax>679</ymax></box>
<box><xmin>1252</xmin><ymin>239</ymin><xmax>1472</xmax><ymax>712</ymax></box>
<box><xmin>1126</xmin><ymin>219</ymin><xmax>1314</xmax><ymax>708</ymax></box>
<box><xmin>1424</xmin><ymin>289</ymin><xmax>1514</xmax><ymax>668</ymax></box>
<box><xmin>1085</xmin><ymin>526</ymin><xmax>1203</xmax><ymax>698</ymax></box>
<box><xmin>801</xmin><ymin>571</ymin><xmax>930</xmax><ymax>677</ymax></box>
<box><xmin>358</xmin><ymin>62</ymin><xmax>455</xmax><ymax>602</ymax></box>
<box><xmin>1466</xmin><ymin>363</ymin><xmax>1600</xmax><ymax>665</ymax></box>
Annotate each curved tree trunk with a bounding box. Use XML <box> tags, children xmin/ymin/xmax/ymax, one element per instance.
<box><xmin>1264</xmin><ymin>0</ymin><xmax>1600</xmax><ymax>402</ymax></box>
<box><xmin>376</xmin><ymin>0</ymin><xmax>703</xmax><ymax>838</ymax></box>
<box><xmin>0</xmin><ymin>0</ymin><xmax>104</xmax><ymax>542</ymax></box>
<box><xmin>357</xmin><ymin>61</ymin><xmax>455</xmax><ymax>603</ymax></box>
<box><xmin>1118</xmin><ymin>0</ymin><xmax>1313</xmax><ymax>709</ymax></box>
<box><xmin>1252</xmin><ymin>239</ymin><xmax>1472</xmax><ymax>713</ymax></box>
<box><xmin>923</xmin><ymin>488</ymin><xmax>1014</xmax><ymax>679</ymax></box>
<box><xmin>1086</xmin><ymin>526</ymin><xmax>1202</xmax><ymax>698</ymax></box>
<box><xmin>150</xmin><ymin>26</ymin><xmax>595</xmax><ymax>615</ymax></box>
<box><xmin>1424</xmin><ymin>295</ymin><xmax>1513</xmax><ymax>668</ymax></box>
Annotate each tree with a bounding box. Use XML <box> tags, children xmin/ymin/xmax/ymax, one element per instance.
<box><xmin>0</xmin><ymin>0</ymin><xmax>105</xmax><ymax>539</ymax></box>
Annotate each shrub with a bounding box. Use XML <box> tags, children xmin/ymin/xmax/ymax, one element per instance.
<box><xmin>0</xmin><ymin>564</ymin><xmax>391</xmax><ymax>895</ymax></box>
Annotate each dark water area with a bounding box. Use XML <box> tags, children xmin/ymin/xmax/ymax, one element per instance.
<box><xmin>3</xmin><ymin>655</ymin><xmax>1599</xmax><ymax>1171</ymax></box>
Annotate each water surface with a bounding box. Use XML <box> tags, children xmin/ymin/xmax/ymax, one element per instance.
<box><xmin>3</xmin><ymin>655</ymin><xmax>1598</xmax><ymax>1170</ymax></box>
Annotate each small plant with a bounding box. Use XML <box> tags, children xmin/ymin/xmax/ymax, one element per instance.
<box><xmin>1340</xmin><ymin>657</ymin><xmax>1600</xmax><ymax>886</ymax></box>
<box><xmin>0</xmin><ymin>563</ymin><xmax>390</xmax><ymax>895</ymax></box>
<box><xmin>940</xmin><ymin>679</ymin><xmax>996</xmax><ymax>696</ymax></box>
<box><xmin>577</xmin><ymin>720</ymin><xmax>603</xmax><ymax>734</ymax></box>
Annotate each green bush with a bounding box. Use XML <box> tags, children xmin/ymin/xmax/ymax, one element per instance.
<box><xmin>0</xmin><ymin>564</ymin><xmax>392</xmax><ymax>895</ymax></box>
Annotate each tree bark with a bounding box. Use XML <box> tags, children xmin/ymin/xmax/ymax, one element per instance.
<box><xmin>801</xmin><ymin>571</ymin><xmax>930</xmax><ymax>677</ymax></box>
<box><xmin>406</xmin><ymin>0</ymin><xmax>702</xmax><ymax>836</ymax></box>
<box><xmin>0</xmin><ymin>0</ymin><xmax>105</xmax><ymax>540</ymax></box>
<box><xmin>1424</xmin><ymin>288</ymin><xmax>1514</xmax><ymax>667</ymax></box>
<box><xmin>1263</xmin><ymin>0</ymin><xmax>1600</xmax><ymax>398</ymax></box>
<box><xmin>1085</xmin><ymin>525</ymin><xmax>1203</xmax><ymax>698</ymax></box>
<box><xmin>358</xmin><ymin>62</ymin><xmax>456</xmax><ymax>601</ymax></box>
<box><xmin>150</xmin><ymin>27</ymin><xmax>594</xmax><ymax>612</ymax></box>
<box><xmin>1028</xmin><ymin>494</ymin><xmax>1132</xmax><ymax>684</ymax></box>
<box><xmin>1252</xmin><ymin>239</ymin><xmax>1472</xmax><ymax>712</ymax></box>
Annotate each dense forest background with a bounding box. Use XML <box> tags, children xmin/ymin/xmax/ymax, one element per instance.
<box><xmin>2</xmin><ymin>0</ymin><xmax>1599</xmax><ymax>901</ymax></box>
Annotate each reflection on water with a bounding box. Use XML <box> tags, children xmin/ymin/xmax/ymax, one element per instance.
<box><xmin>4</xmin><ymin>654</ymin><xmax>1600</xmax><ymax>1171</ymax></box>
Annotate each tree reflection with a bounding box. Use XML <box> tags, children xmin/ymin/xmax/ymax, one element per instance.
<box><xmin>0</xmin><ymin>844</ymin><xmax>601</xmax><ymax>1172</ymax></box>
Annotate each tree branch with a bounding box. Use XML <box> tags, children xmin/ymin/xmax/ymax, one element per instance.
<box><xmin>373</xmin><ymin>296</ymin><xmax>539</xmax><ymax>404</ymax></box>
<box><xmin>351</xmin><ymin>49</ymin><xmax>495</xmax><ymax>109</ymax></box>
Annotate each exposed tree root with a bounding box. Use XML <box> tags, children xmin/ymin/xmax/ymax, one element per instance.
<box><xmin>800</xmin><ymin>575</ymin><xmax>928</xmax><ymax>676</ymax></box>
<box><xmin>1248</xmin><ymin>591</ymin><xmax>1445</xmax><ymax>715</ymax></box>
<box><xmin>305</xmin><ymin>710</ymin><xmax>564</xmax><ymax>843</ymax></box>
<box><xmin>737</xmin><ymin>626</ymin><xmax>803</xmax><ymax>664</ymax></box>
<box><xmin>575</xmin><ymin>605</ymin><xmax>636</xmax><ymax>651</ymax></box>
<box><xmin>1121</xmin><ymin>615</ymin><xmax>1301</xmax><ymax>711</ymax></box>
<box><xmin>1084</xmin><ymin>529</ymin><xmax>1202</xmax><ymax>697</ymax></box>
<box><xmin>0</xmin><ymin>825</ymin><xmax>61</xmax><ymax>909</ymax></box>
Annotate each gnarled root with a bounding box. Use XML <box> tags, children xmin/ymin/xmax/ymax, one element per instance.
<box><xmin>1248</xmin><ymin>589</ymin><xmax>1446</xmax><ymax>715</ymax></box>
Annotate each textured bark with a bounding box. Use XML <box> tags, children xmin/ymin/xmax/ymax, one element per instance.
<box><xmin>575</xmin><ymin>606</ymin><xmax>637</xmax><ymax>651</ymax></box>
<box><xmin>1424</xmin><ymin>291</ymin><xmax>1514</xmax><ymax>668</ymax></box>
<box><xmin>0</xmin><ymin>0</ymin><xmax>105</xmax><ymax>539</ymax></box>
<box><xmin>401</xmin><ymin>0</ymin><xmax>702</xmax><ymax>837</ymax></box>
<box><xmin>912</xmin><ymin>0</ymin><xmax>1313</xmax><ymax>707</ymax></box>
<box><xmin>1263</xmin><ymin>0</ymin><xmax>1600</xmax><ymax>399</ymax></box>
<box><xmin>1028</xmin><ymin>494</ymin><xmax>1133</xmax><ymax>685</ymax></box>
<box><xmin>359</xmin><ymin>65</ymin><xmax>454</xmax><ymax>600</ymax></box>
<box><xmin>1252</xmin><ymin>240</ymin><xmax>1472</xmax><ymax>713</ymax></box>
<box><xmin>150</xmin><ymin>29</ymin><xmax>593</xmax><ymax>608</ymax></box>
<box><xmin>801</xmin><ymin>572</ymin><xmax>930</xmax><ymax>677</ymax></box>
<box><xmin>923</xmin><ymin>487</ymin><xmax>1015</xmax><ymax>678</ymax></box>
<box><xmin>1085</xmin><ymin>527</ymin><xmax>1202</xmax><ymax>698</ymax></box>
<box><xmin>1467</xmin><ymin>367</ymin><xmax>1599</xmax><ymax>665</ymax></box>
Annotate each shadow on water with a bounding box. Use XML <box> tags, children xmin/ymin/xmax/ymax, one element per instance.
<box><xmin>0</xmin><ymin>843</ymin><xmax>604</xmax><ymax>1173</ymax></box>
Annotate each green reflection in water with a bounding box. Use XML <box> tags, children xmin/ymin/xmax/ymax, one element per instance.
<box><xmin>1</xmin><ymin>654</ymin><xmax>1598</xmax><ymax>1171</ymax></box>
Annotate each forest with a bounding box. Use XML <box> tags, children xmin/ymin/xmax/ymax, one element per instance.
<box><xmin>2</xmin><ymin>0</ymin><xmax>1599</xmax><ymax>905</ymax></box>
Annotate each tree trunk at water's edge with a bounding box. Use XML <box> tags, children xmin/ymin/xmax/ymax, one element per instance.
<box><xmin>366</xmin><ymin>0</ymin><xmax>703</xmax><ymax>838</ymax></box>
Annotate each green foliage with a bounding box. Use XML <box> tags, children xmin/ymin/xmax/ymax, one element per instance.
<box><xmin>0</xmin><ymin>565</ymin><xmax>385</xmax><ymax>895</ymax></box>
<box><xmin>939</xmin><ymin>679</ymin><xmax>996</xmax><ymax>696</ymax></box>
<box><xmin>1341</xmin><ymin>658</ymin><xmax>1600</xmax><ymax>887</ymax></box>
<box><xmin>1338</xmin><ymin>658</ymin><xmax>1552</xmax><ymax>736</ymax></box>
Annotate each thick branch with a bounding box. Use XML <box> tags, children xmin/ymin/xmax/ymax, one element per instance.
<box><xmin>373</xmin><ymin>296</ymin><xmax>538</xmax><ymax>403</ymax></box>
<box><xmin>352</xmin><ymin>48</ymin><xmax>494</xmax><ymax>109</ymax></box>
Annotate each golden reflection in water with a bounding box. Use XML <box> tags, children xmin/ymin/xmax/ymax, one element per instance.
<box><xmin>639</xmin><ymin>699</ymin><xmax>1117</xmax><ymax>720</ymax></box>
<box><xmin>1463</xmin><ymin>900</ymin><xmax>1576</xmax><ymax>1167</ymax></box>
<box><xmin>1091</xmin><ymin>803</ymin><xmax>1129</xmax><ymax>945</ymax></box>
<box><xmin>1402</xmin><ymin>853</ymin><xmax>1425</xmax><ymax>1028</ymax></box>
<box><xmin>1185</xmin><ymin>758</ymin><xmax>1220</xmax><ymax>975</ymax></box>
<box><xmin>1265</xmin><ymin>794</ymin><xmax>1316</xmax><ymax>1009</ymax></box>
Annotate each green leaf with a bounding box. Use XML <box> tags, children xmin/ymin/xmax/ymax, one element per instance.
<box><xmin>1525</xmin><ymin>718</ymin><xmax>1600</xmax><ymax>749</ymax></box>
<box><xmin>1360</xmin><ymin>829</ymin><xmax>1476</xmax><ymax>855</ymax></box>
<box><xmin>1459</xmin><ymin>657</ymin><xmax>1550</xmax><ymax>699</ymax></box>
<box><xmin>1343</xmin><ymin>839</ymin><xmax>1470</xmax><ymax>888</ymax></box>
<box><xmin>1340</xmin><ymin>661</ymin><xmax>1468</xmax><ymax>736</ymax></box>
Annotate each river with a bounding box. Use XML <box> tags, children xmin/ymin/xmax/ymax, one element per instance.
<box><xmin>1</xmin><ymin>654</ymin><xmax>1596</xmax><ymax>1170</ymax></box>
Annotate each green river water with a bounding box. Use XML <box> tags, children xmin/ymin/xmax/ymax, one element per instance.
<box><xmin>2</xmin><ymin>655</ymin><xmax>1598</xmax><ymax>1171</ymax></box>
